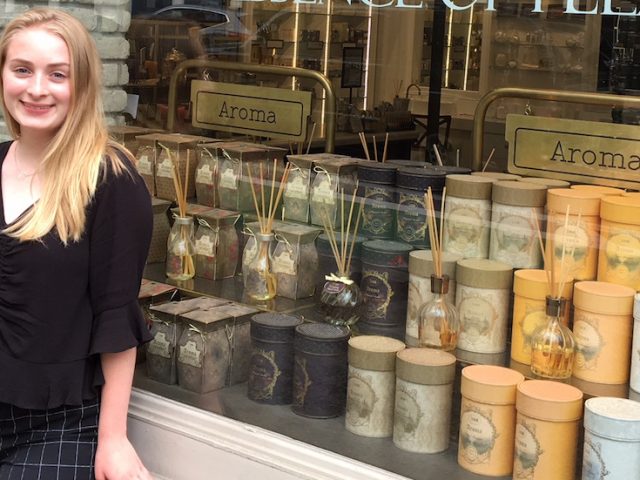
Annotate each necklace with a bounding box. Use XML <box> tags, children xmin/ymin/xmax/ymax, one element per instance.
<box><xmin>14</xmin><ymin>143</ymin><xmax>36</xmax><ymax>180</ymax></box>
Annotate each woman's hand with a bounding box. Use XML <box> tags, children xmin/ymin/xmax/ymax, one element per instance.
<box><xmin>95</xmin><ymin>436</ymin><xmax>152</xmax><ymax>480</ymax></box>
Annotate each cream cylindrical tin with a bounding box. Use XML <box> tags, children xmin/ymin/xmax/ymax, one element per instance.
<box><xmin>632</xmin><ymin>294</ymin><xmax>640</xmax><ymax>394</ymax></box>
<box><xmin>572</xmin><ymin>281</ymin><xmax>635</xmax><ymax>384</ymax></box>
<box><xmin>442</xmin><ymin>174</ymin><xmax>495</xmax><ymax>259</ymax></box>
<box><xmin>519</xmin><ymin>177</ymin><xmax>570</xmax><ymax>188</ymax></box>
<box><xmin>546</xmin><ymin>188</ymin><xmax>601</xmax><ymax>281</ymax></box>
<box><xmin>406</xmin><ymin>250</ymin><xmax>461</xmax><ymax>347</ymax></box>
<box><xmin>471</xmin><ymin>171</ymin><xmax>522</xmax><ymax>181</ymax></box>
<box><xmin>597</xmin><ymin>196</ymin><xmax>640</xmax><ymax>290</ymax></box>
<box><xmin>489</xmin><ymin>181</ymin><xmax>548</xmax><ymax>269</ymax></box>
<box><xmin>345</xmin><ymin>335</ymin><xmax>405</xmax><ymax>438</ymax></box>
<box><xmin>583</xmin><ymin>397</ymin><xmax>640</xmax><ymax>480</ymax></box>
<box><xmin>393</xmin><ymin>348</ymin><xmax>456</xmax><ymax>453</ymax></box>
<box><xmin>514</xmin><ymin>380</ymin><xmax>583</xmax><ymax>480</ymax></box>
<box><xmin>455</xmin><ymin>258</ymin><xmax>513</xmax><ymax>354</ymax></box>
<box><xmin>510</xmin><ymin>269</ymin><xmax>573</xmax><ymax>365</ymax></box>
<box><xmin>458</xmin><ymin>365</ymin><xmax>525</xmax><ymax>477</ymax></box>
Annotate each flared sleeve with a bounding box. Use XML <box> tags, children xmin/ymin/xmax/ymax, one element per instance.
<box><xmin>88</xmin><ymin>159</ymin><xmax>153</xmax><ymax>354</ymax></box>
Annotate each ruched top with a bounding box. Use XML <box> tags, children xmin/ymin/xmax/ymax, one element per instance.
<box><xmin>0</xmin><ymin>141</ymin><xmax>153</xmax><ymax>410</ymax></box>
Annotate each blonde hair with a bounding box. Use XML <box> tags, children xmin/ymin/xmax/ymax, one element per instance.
<box><xmin>0</xmin><ymin>7</ymin><xmax>130</xmax><ymax>243</ymax></box>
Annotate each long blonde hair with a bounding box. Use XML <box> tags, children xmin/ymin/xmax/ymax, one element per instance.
<box><xmin>0</xmin><ymin>8</ymin><xmax>129</xmax><ymax>243</ymax></box>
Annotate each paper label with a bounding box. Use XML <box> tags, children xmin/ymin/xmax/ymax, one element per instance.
<box><xmin>514</xmin><ymin>420</ymin><xmax>543</xmax><ymax>478</ymax></box>
<box><xmin>582</xmin><ymin>436</ymin><xmax>609</xmax><ymax>480</ymax></box>
<box><xmin>219</xmin><ymin>165</ymin><xmax>239</xmax><ymax>189</ymax></box>
<box><xmin>248</xmin><ymin>349</ymin><xmax>281</xmax><ymax>401</ymax></box>
<box><xmin>397</xmin><ymin>192</ymin><xmax>427</xmax><ymax>244</ymax></box>
<box><xmin>345</xmin><ymin>371</ymin><xmax>378</xmax><ymax>428</ymax></box>
<box><xmin>573</xmin><ymin>312</ymin><xmax>604</xmax><ymax>371</ymax></box>
<box><xmin>178</xmin><ymin>340</ymin><xmax>203</xmax><ymax>368</ymax></box>
<box><xmin>285</xmin><ymin>174</ymin><xmax>309</xmax><ymax>200</ymax></box>
<box><xmin>490</xmin><ymin>205</ymin><xmax>542</xmax><ymax>268</ymax></box>
<box><xmin>147</xmin><ymin>332</ymin><xmax>172</xmax><ymax>359</ymax></box>
<box><xmin>196</xmin><ymin>235</ymin><xmax>215</xmax><ymax>255</ymax></box>
<box><xmin>196</xmin><ymin>164</ymin><xmax>214</xmax><ymax>184</ymax></box>
<box><xmin>362</xmin><ymin>270</ymin><xmax>393</xmax><ymax>319</ymax></box>
<box><xmin>459</xmin><ymin>405</ymin><xmax>497</xmax><ymax>465</ymax></box>
<box><xmin>136</xmin><ymin>155</ymin><xmax>152</xmax><ymax>175</ymax></box>
<box><xmin>443</xmin><ymin>198</ymin><xmax>490</xmax><ymax>257</ymax></box>
<box><xmin>156</xmin><ymin>157</ymin><xmax>174</xmax><ymax>179</ymax></box>
<box><xmin>273</xmin><ymin>248</ymin><xmax>297</xmax><ymax>275</ymax></box>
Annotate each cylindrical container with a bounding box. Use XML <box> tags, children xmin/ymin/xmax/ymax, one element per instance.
<box><xmin>458</xmin><ymin>365</ymin><xmax>525</xmax><ymax>477</ymax></box>
<box><xmin>519</xmin><ymin>177</ymin><xmax>570</xmax><ymax>188</ymax></box>
<box><xmin>443</xmin><ymin>174</ymin><xmax>495</xmax><ymax>258</ymax></box>
<box><xmin>360</xmin><ymin>240</ymin><xmax>413</xmax><ymax>327</ymax></box>
<box><xmin>395</xmin><ymin>167</ymin><xmax>446</xmax><ymax>247</ymax></box>
<box><xmin>623</xmin><ymin>191</ymin><xmax>640</xmax><ymax>198</ymax></box>
<box><xmin>431</xmin><ymin>165</ymin><xmax>472</xmax><ymax>176</ymax></box>
<box><xmin>582</xmin><ymin>397</ymin><xmax>640</xmax><ymax>480</ymax></box>
<box><xmin>598</xmin><ymin>196</ymin><xmax>640</xmax><ymax>290</ymax></box>
<box><xmin>489</xmin><ymin>181</ymin><xmax>547</xmax><ymax>269</ymax></box>
<box><xmin>571</xmin><ymin>184</ymin><xmax>625</xmax><ymax>196</ymax></box>
<box><xmin>292</xmin><ymin>323</ymin><xmax>350</xmax><ymax>418</ymax></box>
<box><xmin>546</xmin><ymin>188</ymin><xmax>601</xmax><ymax>281</ymax></box>
<box><xmin>511</xmin><ymin>269</ymin><xmax>573</xmax><ymax>365</ymax></box>
<box><xmin>393</xmin><ymin>348</ymin><xmax>457</xmax><ymax>453</ymax></box>
<box><xmin>248</xmin><ymin>313</ymin><xmax>304</xmax><ymax>404</ymax></box>
<box><xmin>632</xmin><ymin>294</ymin><xmax>640</xmax><ymax>394</ymax></box>
<box><xmin>406</xmin><ymin>250</ymin><xmax>461</xmax><ymax>347</ymax></box>
<box><xmin>456</xmin><ymin>258</ymin><xmax>513</xmax><ymax>354</ymax></box>
<box><xmin>471</xmin><ymin>171</ymin><xmax>522</xmax><ymax>181</ymax></box>
<box><xmin>345</xmin><ymin>335</ymin><xmax>405</xmax><ymax>438</ymax></box>
<box><xmin>357</xmin><ymin>162</ymin><xmax>397</xmax><ymax>240</ymax></box>
<box><xmin>514</xmin><ymin>380</ymin><xmax>583</xmax><ymax>480</ymax></box>
<box><xmin>572</xmin><ymin>281</ymin><xmax>635</xmax><ymax>384</ymax></box>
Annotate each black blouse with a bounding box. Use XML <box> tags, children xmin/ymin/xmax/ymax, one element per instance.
<box><xmin>0</xmin><ymin>141</ymin><xmax>153</xmax><ymax>410</ymax></box>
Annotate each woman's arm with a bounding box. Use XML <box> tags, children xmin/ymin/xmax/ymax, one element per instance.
<box><xmin>95</xmin><ymin>348</ymin><xmax>152</xmax><ymax>480</ymax></box>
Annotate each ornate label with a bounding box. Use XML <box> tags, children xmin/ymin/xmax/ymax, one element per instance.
<box><xmin>459</xmin><ymin>405</ymin><xmax>498</xmax><ymax>465</ymax></box>
<box><xmin>136</xmin><ymin>154</ymin><xmax>152</xmax><ymax>175</ymax></box>
<box><xmin>219</xmin><ymin>165</ymin><xmax>238</xmax><ymax>190</ymax></box>
<box><xmin>552</xmin><ymin>221</ymin><xmax>590</xmax><ymax>270</ymax></box>
<box><xmin>519</xmin><ymin>304</ymin><xmax>547</xmax><ymax>355</ymax></box>
<box><xmin>407</xmin><ymin>275</ymin><xmax>432</xmax><ymax>339</ymax></box>
<box><xmin>196</xmin><ymin>163</ymin><xmax>214</xmax><ymax>184</ymax></box>
<box><xmin>514</xmin><ymin>419</ymin><xmax>543</xmax><ymax>480</ymax></box>
<box><xmin>573</xmin><ymin>312</ymin><xmax>604</xmax><ymax>371</ymax></box>
<box><xmin>147</xmin><ymin>332</ymin><xmax>172</xmax><ymax>359</ymax></box>
<box><xmin>273</xmin><ymin>246</ymin><xmax>297</xmax><ymax>275</ymax></box>
<box><xmin>285</xmin><ymin>173</ymin><xmax>309</xmax><ymax>200</ymax></box>
<box><xmin>249</xmin><ymin>349</ymin><xmax>281</xmax><ymax>400</ymax></box>
<box><xmin>603</xmin><ymin>228</ymin><xmax>640</xmax><ymax>284</ymax></box>
<box><xmin>362</xmin><ymin>186</ymin><xmax>394</xmax><ymax>236</ymax></box>
<box><xmin>362</xmin><ymin>269</ymin><xmax>394</xmax><ymax>319</ymax></box>
<box><xmin>444</xmin><ymin>198</ymin><xmax>488</xmax><ymax>256</ymax></box>
<box><xmin>178</xmin><ymin>340</ymin><xmax>203</xmax><ymax>368</ymax></box>
<box><xmin>292</xmin><ymin>357</ymin><xmax>312</xmax><ymax>408</ymax></box>
<box><xmin>311</xmin><ymin>175</ymin><xmax>335</xmax><ymax>204</ymax></box>
<box><xmin>156</xmin><ymin>157</ymin><xmax>174</xmax><ymax>179</ymax></box>
<box><xmin>397</xmin><ymin>192</ymin><xmax>427</xmax><ymax>244</ymax></box>
<box><xmin>345</xmin><ymin>371</ymin><xmax>378</xmax><ymax>428</ymax></box>
<box><xmin>490</xmin><ymin>206</ymin><xmax>541</xmax><ymax>267</ymax></box>
<box><xmin>394</xmin><ymin>383</ymin><xmax>424</xmax><ymax>440</ymax></box>
<box><xmin>195</xmin><ymin>234</ymin><xmax>215</xmax><ymax>256</ymax></box>
<box><xmin>457</xmin><ymin>289</ymin><xmax>501</xmax><ymax>351</ymax></box>
<box><xmin>582</xmin><ymin>436</ymin><xmax>610</xmax><ymax>480</ymax></box>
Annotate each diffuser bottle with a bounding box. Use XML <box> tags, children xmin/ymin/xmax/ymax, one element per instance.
<box><xmin>530</xmin><ymin>296</ymin><xmax>575</xmax><ymax>379</ymax></box>
<box><xmin>244</xmin><ymin>232</ymin><xmax>277</xmax><ymax>301</ymax></box>
<box><xmin>418</xmin><ymin>274</ymin><xmax>460</xmax><ymax>351</ymax></box>
<box><xmin>320</xmin><ymin>274</ymin><xmax>364</xmax><ymax>327</ymax></box>
<box><xmin>166</xmin><ymin>216</ymin><xmax>196</xmax><ymax>281</ymax></box>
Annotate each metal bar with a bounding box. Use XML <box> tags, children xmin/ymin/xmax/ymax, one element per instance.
<box><xmin>472</xmin><ymin>87</ymin><xmax>640</xmax><ymax>170</ymax></box>
<box><xmin>167</xmin><ymin>59</ymin><xmax>337</xmax><ymax>152</ymax></box>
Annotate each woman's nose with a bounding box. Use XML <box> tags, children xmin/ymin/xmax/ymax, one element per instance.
<box><xmin>26</xmin><ymin>73</ymin><xmax>48</xmax><ymax>97</ymax></box>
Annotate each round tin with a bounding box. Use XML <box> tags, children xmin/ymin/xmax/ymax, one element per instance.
<box><xmin>431</xmin><ymin>165</ymin><xmax>472</xmax><ymax>175</ymax></box>
<box><xmin>346</xmin><ymin>335</ymin><xmax>405</xmax><ymax>438</ymax></box>
<box><xmin>583</xmin><ymin>397</ymin><xmax>640</xmax><ymax>480</ymax></box>
<box><xmin>520</xmin><ymin>177</ymin><xmax>571</xmax><ymax>188</ymax></box>
<box><xmin>248</xmin><ymin>313</ymin><xmax>304</xmax><ymax>404</ymax></box>
<box><xmin>458</xmin><ymin>365</ymin><xmax>524</xmax><ymax>477</ymax></box>
<box><xmin>292</xmin><ymin>323</ymin><xmax>351</xmax><ymax>418</ymax></box>
<box><xmin>360</xmin><ymin>240</ymin><xmax>413</xmax><ymax>327</ymax></box>
<box><xmin>571</xmin><ymin>184</ymin><xmax>625</xmax><ymax>196</ymax></box>
<box><xmin>514</xmin><ymin>380</ymin><xmax>583</xmax><ymax>480</ymax></box>
<box><xmin>396</xmin><ymin>166</ymin><xmax>447</xmax><ymax>191</ymax></box>
<box><xmin>357</xmin><ymin>176</ymin><xmax>397</xmax><ymax>240</ymax></box>
<box><xmin>393</xmin><ymin>348</ymin><xmax>457</xmax><ymax>453</ymax></box>
<box><xmin>632</xmin><ymin>293</ymin><xmax>640</xmax><ymax>393</ymax></box>
<box><xmin>356</xmin><ymin>162</ymin><xmax>397</xmax><ymax>184</ymax></box>
<box><xmin>387</xmin><ymin>159</ymin><xmax>432</xmax><ymax>168</ymax></box>
<box><xmin>472</xmin><ymin>171</ymin><xmax>522</xmax><ymax>181</ymax></box>
<box><xmin>572</xmin><ymin>281</ymin><xmax>635</xmax><ymax>384</ymax></box>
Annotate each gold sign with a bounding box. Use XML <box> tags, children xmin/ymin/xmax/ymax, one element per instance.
<box><xmin>506</xmin><ymin>114</ymin><xmax>640</xmax><ymax>190</ymax></box>
<box><xmin>190</xmin><ymin>80</ymin><xmax>312</xmax><ymax>140</ymax></box>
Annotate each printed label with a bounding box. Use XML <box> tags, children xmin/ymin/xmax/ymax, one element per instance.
<box><xmin>136</xmin><ymin>155</ymin><xmax>152</xmax><ymax>175</ymax></box>
<box><xmin>273</xmin><ymin>247</ymin><xmax>297</xmax><ymax>275</ymax></box>
<box><xmin>156</xmin><ymin>157</ymin><xmax>174</xmax><ymax>179</ymax></box>
<box><xmin>362</xmin><ymin>186</ymin><xmax>394</xmax><ymax>236</ymax></box>
<box><xmin>406</xmin><ymin>276</ymin><xmax>432</xmax><ymax>339</ymax></box>
<box><xmin>195</xmin><ymin>235</ymin><xmax>215</xmax><ymax>255</ymax></box>
<box><xmin>397</xmin><ymin>193</ymin><xmax>427</xmax><ymax>244</ymax></box>
<box><xmin>490</xmin><ymin>206</ymin><xmax>541</xmax><ymax>268</ymax></box>
<box><xmin>603</xmin><ymin>231</ymin><xmax>640</xmax><ymax>285</ymax></box>
<box><xmin>552</xmin><ymin>222</ymin><xmax>589</xmax><ymax>270</ymax></box>
<box><xmin>147</xmin><ymin>332</ymin><xmax>172</xmax><ymax>359</ymax></box>
<box><xmin>573</xmin><ymin>313</ymin><xmax>604</xmax><ymax>371</ymax></box>
<box><xmin>285</xmin><ymin>174</ymin><xmax>309</xmax><ymax>200</ymax></box>
<box><xmin>444</xmin><ymin>199</ymin><xmax>488</xmax><ymax>256</ymax></box>
<box><xmin>219</xmin><ymin>165</ymin><xmax>239</xmax><ymax>190</ymax></box>
<box><xmin>345</xmin><ymin>371</ymin><xmax>378</xmax><ymax>428</ymax></box>
<box><xmin>196</xmin><ymin>164</ymin><xmax>214</xmax><ymax>184</ymax></box>
<box><xmin>514</xmin><ymin>420</ymin><xmax>543</xmax><ymax>479</ymax></box>
<box><xmin>178</xmin><ymin>340</ymin><xmax>202</xmax><ymax>368</ymax></box>
<box><xmin>292</xmin><ymin>357</ymin><xmax>312</xmax><ymax>408</ymax></box>
<box><xmin>311</xmin><ymin>175</ymin><xmax>335</xmax><ymax>204</ymax></box>
<box><xmin>457</xmin><ymin>294</ymin><xmax>498</xmax><ymax>350</ymax></box>
<box><xmin>459</xmin><ymin>405</ymin><xmax>497</xmax><ymax>465</ymax></box>
<box><xmin>519</xmin><ymin>306</ymin><xmax>547</xmax><ymax>355</ymax></box>
<box><xmin>248</xmin><ymin>349</ymin><xmax>281</xmax><ymax>400</ymax></box>
<box><xmin>582</xmin><ymin>436</ymin><xmax>609</xmax><ymax>480</ymax></box>
<box><xmin>361</xmin><ymin>270</ymin><xmax>394</xmax><ymax>319</ymax></box>
<box><xmin>393</xmin><ymin>383</ymin><xmax>423</xmax><ymax>440</ymax></box>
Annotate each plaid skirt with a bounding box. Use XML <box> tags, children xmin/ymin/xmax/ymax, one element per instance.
<box><xmin>0</xmin><ymin>399</ymin><xmax>99</xmax><ymax>480</ymax></box>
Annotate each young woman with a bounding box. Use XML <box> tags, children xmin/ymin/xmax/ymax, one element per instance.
<box><xmin>0</xmin><ymin>8</ymin><xmax>153</xmax><ymax>479</ymax></box>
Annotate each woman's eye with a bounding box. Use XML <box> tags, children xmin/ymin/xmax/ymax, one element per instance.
<box><xmin>14</xmin><ymin>67</ymin><xmax>30</xmax><ymax>75</ymax></box>
<box><xmin>51</xmin><ymin>72</ymin><xmax>67</xmax><ymax>80</ymax></box>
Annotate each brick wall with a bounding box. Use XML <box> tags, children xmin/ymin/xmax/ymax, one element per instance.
<box><xmin>0</xmin><ymin>0</ymin><xmax>132</xmax><ymax>138</ymax></box>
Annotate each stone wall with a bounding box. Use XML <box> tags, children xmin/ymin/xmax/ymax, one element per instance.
<box><xmin>0</xmin><ymin>0</ymin><xmax>131</xmax><ymax>138</ymax></box>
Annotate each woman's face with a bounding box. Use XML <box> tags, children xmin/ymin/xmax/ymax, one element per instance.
<box><xmin>2</xmin><ymin>26</ymin><xmax>71</xmax><ymax>139</ymax></box>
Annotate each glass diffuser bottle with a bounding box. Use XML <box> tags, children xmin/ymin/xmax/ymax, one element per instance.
<box><xmin>320</xmin><ymin>274</ymin><xmax>364</xmax><ymax>327</ymax></box>
<box><xmin>418</xmin><ymin>274</ymin><xmax>459</xmax><ymax>351</ymax></box>
<box><xmin>530</xmin><ymin>296</ymin><xmax>575</xmax><ymax>379</ymax></box>
<box><xmin>244</xmin><ymin>232</ymin><xmax>277</xmax><ymax>301</ymax></box>
<box><xmin>166</xmin><ymin>216</ymin><xmax>196</xmax><ymax>281</ymax></box>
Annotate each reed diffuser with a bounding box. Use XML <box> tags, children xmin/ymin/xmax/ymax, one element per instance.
<box><xmin>244</xmin><ymin>159</ymin><xmax>291</xmax><ymax>301</ymax></box>
<box><xmin>161</xmin><ymin>143</ymin><xmax>196</xmax><ymax>281</ymax></box>
<box><xmin>418</xmin><ymin>186</ymin><xmax>460</xmax><ymax>351</ymax></box>
<box><xmin>530</xmin><ymin>206</ymin><xmax>577</xmax><ymax>379</ymax></box>
<box><xmin>319</xmin><ymin>187</ymin><xmax>365</xmax><ymax>327</ymax></box>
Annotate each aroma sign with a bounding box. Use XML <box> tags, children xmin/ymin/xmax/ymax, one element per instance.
<box><xmin>506</xmin><ymin>114</ymin><xmax>640</xmax><ymax>190</ymax></box>
<box><xmin>191</xmin><ymin>80</ymin><xmax>312</xmax><ymax>140</ymax></box>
